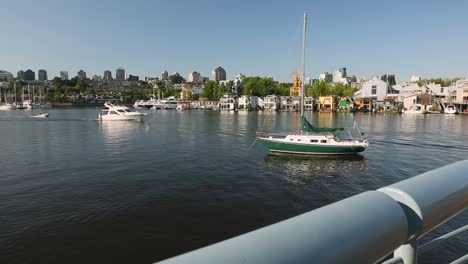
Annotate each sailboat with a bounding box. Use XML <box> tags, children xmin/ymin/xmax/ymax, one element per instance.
<box><xmin>259</xmin><ymin>11</ymin><xmax>368</xmax><ymax>155</ymax></box>
<box><xmin>0</xmin><ymin>87</ymin><xmax>16</xmax><ymax>110</ymax></box>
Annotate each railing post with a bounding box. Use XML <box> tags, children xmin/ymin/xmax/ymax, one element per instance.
<box><xmin>393</xmin><ymin>240</ymin><xmax>417</xmax><ymax>264</ymax></box>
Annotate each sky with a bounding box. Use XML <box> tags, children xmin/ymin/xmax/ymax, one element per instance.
<box><xmin>1</xmin><ymin>0</ymin><xmax>467</xmax><ymax>82</ymax></box>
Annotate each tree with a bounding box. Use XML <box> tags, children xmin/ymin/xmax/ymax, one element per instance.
<box><xmin>307</xmin><ymin>80</ymin><xmax>331</xmax><ymax>98</ymax></box>
<box><xmin>202</xmin><ymin>81</ymin><xmax>217</xmax><ymax>100</ymax></box>
<box><xmin>85</xmin><ymin>87</ymin><xmax>96</xmax><ymax>95</ymax></box>
<box><xmin>169</xmin><ymin>74</ymin><xmax>185</xmax><ymax>84</ymax></box>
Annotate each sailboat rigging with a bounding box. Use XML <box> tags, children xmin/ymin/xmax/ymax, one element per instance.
<box><xmin>258</xmin><ymin>11</ymin><xmax>369</xmax><ymax>155</ymax></box>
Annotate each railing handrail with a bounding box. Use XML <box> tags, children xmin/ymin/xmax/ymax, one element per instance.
<box><xmin>155</xmin><ymin>160</ymin><xmax>468</xmax><ymax>264</ymax></box>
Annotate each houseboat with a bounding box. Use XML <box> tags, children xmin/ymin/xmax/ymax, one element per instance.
<box><xmin>219</xmin><ymin>94</ymin><xmax>237</xmax><ymax>111</ymax></box>
<box><xmin>263</xmin><ymin>95</ymin><xmax>280</xmax><ymax>111</ymax></box>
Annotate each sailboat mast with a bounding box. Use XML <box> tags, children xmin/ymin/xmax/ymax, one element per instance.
<box><xmin>300</xmin><ymin>11</ymin><xmax>307</xmax><ymax>118</ymax></box>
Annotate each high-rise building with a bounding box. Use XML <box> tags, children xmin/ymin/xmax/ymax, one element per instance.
<box><xmin>0</xmin><ymin>70</ymin><xmax>14</xmax><ymax>82</ymax></box>
<box><xmin>116</xmin><ymin>68</ymin><xmax>125</xmax><ymax>81</ymax></box>
<box><xmin>17</xmin><ymin>70</ymin><xmax>24</xmax><ymax>80</ymax></box>
<box><xmin>160</xmin><ymin>70</ymin><xmax>168</xmax><ymax>81</ymax></box>
<box><xmin>104</xmin><ymin>70</ymin><xmax>112</xmax><ymax>80</ymax></box>
<box><xmin>211</xmin><ymin>66</ymin><xmax>226</xmax><ymax>82</ymax></box>
<box><xmin>24</xmin><ymin>69</ymin><xmax>35</xmax><ymax>81</ymax></box>
<box><xmin>188</xmin><ymin>71</ymin><xmax>202</xmax><ymax>83</ymax></box>
<box><xmin>128</xmin><ymin>75</ymin><xmax>139</xmax><ymax>81</ymax></box>
<box><xmin>60</xmin><ymin>71</ymin><xmax>69</xmax><ymax>80</ymax></box>
<box><xmin>38</xmin><ymin>69</ymin><xmax>48</xmax><ymax>81</ymax></box>
<box><xmin>319</xmin><ymin>72</ymin><xmax>333</xmax><ymax>83</ymax></box>
<box><xmin>92</xmin><ymin>75</ymin><xmax>102</xmax><ymax>81</ymax></box>
<box><xmin>77</xmin><ymin>70</ymin><xmax>86</xmax><ymax>80</ymax></box>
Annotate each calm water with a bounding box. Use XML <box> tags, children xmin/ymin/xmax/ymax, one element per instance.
<box><xmin>0</xmin><ymin>109</ymin><xmax>467</xmax><ymax>264</ymax></box>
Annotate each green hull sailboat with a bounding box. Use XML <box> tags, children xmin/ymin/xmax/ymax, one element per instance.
<box><xmin>259</xmin><ymin>11</ymin><xmax>368</xmax><ymax>155</ymax></box>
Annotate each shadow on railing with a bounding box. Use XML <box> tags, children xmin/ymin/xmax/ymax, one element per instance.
<box><xmin>155</xmin><ymin>161</ymin><xmax>468</xmax><ymax>264</ymax></box>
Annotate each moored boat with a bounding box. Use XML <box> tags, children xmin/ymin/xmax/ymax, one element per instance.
<box><xmin>444</xmin><ymin>104</ymin><xmax>458</xmax><ymax>114</ymax></box>
<box><xmin>404</xmin><ymin>104</ymin><xmax>426</xmax><ymax>114</ymax></box>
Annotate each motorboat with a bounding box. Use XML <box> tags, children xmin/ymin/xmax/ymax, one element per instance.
<box><xmin>151</xmin><ymin>96</ymin><xmax>178</xmax><ymax>110</ymax></box>
<box><xmin>134</xmin><ymin>96</ymin><xmax>159</xmax><ymax>109</ymax></box>
<box><xmin>99</xmin><ymin>102</ymin><xmax>146</xmax><ymax>121</ymax></box>
<box><xmin>23</xmin><ymin>100</ymin><xmax>33</xmax><ymax>109</ymax></box>
<box><xmin>444</xmin><ymin>104</ymin><xmax>458</xmax><ymax>114</ymax></box>
<box><xmin>404</xmin><ymin>104</ymin><xmax>427</xmax><ymax>114</ymax></box>
<box><xmin>31</xmin><ymin>113</ymin><xmax>49</xmax><ymax>118</ymax></box>
<box><xmin>0</xmin><ymin>103</ymin><xmax>16</xmax><ymax>110</ymax></box>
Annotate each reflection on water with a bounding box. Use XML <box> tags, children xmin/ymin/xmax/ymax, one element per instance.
<box><xmin>264</xmin><ymin>154</ymin><xmax>368</xmax><ymax>185</ymax></box>
<box><xmin>0</xmin><ymin>109</ymin><xmax>467</xmax><ymax>264</ymax></box>
<box><xmin>99</xmin><ymin>120</ymin><xmax>145</xmax><ymax>145</ymax></box>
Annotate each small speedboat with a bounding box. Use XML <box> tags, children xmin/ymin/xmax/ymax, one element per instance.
<box><xmin>31</xmin><ymin>113</ymin><xmax>49</xmax><ymax>118</ymax></box>
<box><xmin>99</xmin><ymin>102</ymin><xmax>146</xmax><ymax>121</ymax></box>
<box><xmin>444</xmin><ymin>104</ymin><xmax>458</xmax><ymax>114</ymax></box>
<box><xmin>404</xmin><ymin>104</ymin><xmax>427</xmax><ymax>114</ymax></box>
<box><xmin>0</xmin><ymin>104</ymin><xmax>16</xmax><ymax>110</ymax></box>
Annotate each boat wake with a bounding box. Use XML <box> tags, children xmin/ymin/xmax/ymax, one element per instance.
<box><xmin>371</xmin><ymin>139</ymin><xmax>463</xmax><ymax>150</ymax></box>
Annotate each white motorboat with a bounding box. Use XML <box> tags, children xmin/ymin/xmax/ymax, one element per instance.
<box><xmin>99</xmin><ymin>102</ymin><xmax>146</xmax><ymax>121</ymax></box>
<box><xmin>151</xmin><ymin>96</ymin><xmax>178</xmax><ymax>110</ymax></box>
<box><xmin>31</xmin><ymin>113</ymin><xmax>49</xmax><ymax>118</ymax></box>
<box><xmin>0</xmin><ymin>103</ymin><xmax>15</xmax><ymax>110</ymax></box>
<box><xmin>23</xmin><ymin>100</ymin><xmax>33</xmax><ymax>109</ymax></box>
<box><xmin>404</xmin><ymin>104</ymin><xmax>427</xmax><ymax>114</ymax></box>
<box><xmin>134</xmin><ymin>96</ymin><xmax>159</xmax><ymax>109</ymax></box>
<box><xmin>444</xmin><ymin>104</ymin><xmax>458</xmax><ymax>114</ymax></box>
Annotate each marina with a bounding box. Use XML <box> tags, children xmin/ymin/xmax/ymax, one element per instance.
<box><xmin>2</xmin><ymin>1</ymin><xmax>467</xmax><ymax>263</ymax></box>
<box><xmin>0</xmin><ymin>108</ymin><xmax>467</xmax><ymax>263</ymax></box>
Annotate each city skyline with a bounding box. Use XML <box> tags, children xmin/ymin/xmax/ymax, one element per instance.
<box><xmin>1</xmin><ymin>0</ymin><xmax>467</xmax><ymax>82</ymax></box>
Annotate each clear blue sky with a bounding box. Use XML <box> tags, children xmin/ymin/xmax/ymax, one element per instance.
<box><xmin>1</xmin><ymin>0</ymin><xmax>467</xmax><ymax>82</ymax></box>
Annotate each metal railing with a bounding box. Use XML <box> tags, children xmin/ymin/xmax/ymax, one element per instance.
<box><xmin>155</xmin><ymin>161</ymin><xmax>468</xmax><ymax>264</ymax></box>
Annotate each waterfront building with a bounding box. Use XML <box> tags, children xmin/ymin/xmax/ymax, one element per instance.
<box><xmin>318</xmin><ymin>72</ymin><xmax>332</xmax><ymax>83</ymax></box>
<box><xmin>128</xmin><ymin>75</ymin><xmax>139</xmax><ymax>81</ymax></box>
<box><xmin>38</xmin><ymin>69</ymin><xmax>47</xmax><ymax>81</ymax></box>
<box><xmin>160</xmin><ymin>70</ymin><xmax>169</xmax><ymax>81</ymax></box>
<box><xmin>304</xmin><ymin>96</ymin><xmax>314</xmax><ymax>111</ymax></box>
<box><xmin>279</xmin><ymin>96</ymin><xmax>301</xmax><ymax>111</ymax></box>
<box><xmin>238</xmin><ymin>95</ymin><xmax>261</xmax><ymax>110</ymax></box>
<box><xmin>263</xmin><ymin>95</ymin><xmax>280</xmax><ymax>111</ymax></box>
<box><xmin>453</xmin><ymin>79</ymin><xmax>468</xmax><ymax>106</ymax></box>
<box><xmin>24</xmin><ymin>69</ymin><xmax>35</xmax><ymax>81</ymax></box>
<box><xmin>104</xmin><ymin>70</ymin><xmax>112</xmax><ymax>80</ymax></box>
<box><xmin>219</xmin><ymin>94</ymin><xmax>237</xmax><ymax>110</ymax></box>
<box><xmin>188</xmin><ymin>71</ymin><xmax>202</xmax><ymax>83</ymax></box>
<box><xmin>0</xmin><ymin>70</ymin><xmax>14</xmax><ymax>82</ymax></box>
<box><xmin>60</xmin><ymin>71</ymin><xmax>69</xmax><ymax>80</ymax></box>
<box><xmin>17</xmin><ymin>70</ymin><xmax>25</xmax><ymax>80</ymax></box>
<box><xmin>211</xmin><ymin>66</ymin><xmax>226</xmax><ymax>82</ymax></box>
<box><xmin>318</xmin><ymin>96</ymin><xmax>338</xmax><ymax>112</ymax></box>
<box><xmin>77</xmin><ymin>70</ymin><xmax>86</xmax><ymax>80</ymax></box>
<box><xmin>116</xmin><ymin>68</ymin><xmax>125</xmax><ymax>81</ymax></box>
<box><xmin>354</xmin><ymin>75</ymin><xmax>399</xmax><ymax>111</ymax></box>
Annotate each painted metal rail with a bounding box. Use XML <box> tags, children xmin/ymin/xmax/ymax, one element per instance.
<box><xmin>155</xmin><ymin>160</ymin><xmax>468</xmax><ymax>264</ymax></box>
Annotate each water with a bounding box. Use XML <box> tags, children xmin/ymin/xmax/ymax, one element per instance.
<box><xmin>0</xmin><ymin>109</ymin><xmax>467</xmax><ymax>264</ymax></box>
